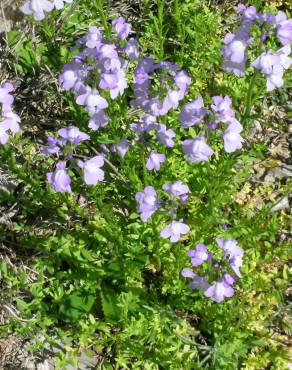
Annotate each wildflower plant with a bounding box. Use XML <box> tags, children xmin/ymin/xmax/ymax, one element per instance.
<box><xmin>222</xmin><ymin>4</ymin><xmax>292</xmax><ymax>116</ymax></box>
<box><xmin>0</xmin><ymin>83</ymin><xmax>20</xmax><ymax>144</ymax></box>
<box><xmin>1</xmin><ymin>1</ymin><xmax>290</xmax><ymax>368</ymax></box>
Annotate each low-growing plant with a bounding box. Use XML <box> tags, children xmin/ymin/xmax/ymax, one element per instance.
<box><xmin>0</xmin><ymin>1</ymin><xmax>290</xmax><ymax>369</ymax></box>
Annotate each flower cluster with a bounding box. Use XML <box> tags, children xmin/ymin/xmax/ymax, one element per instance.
<box><xmin>131</xmin><ymin>58</ymin><xmax>191</xmax><ymax>117</ymax></box>
<box><xmin>0</xmin><ymin>83</ymin><xmax>20</xmax><ymax>145</ymax></box>
<box><xmin>180</xmin><ymin>95</ymin><xmax>243</xmax><ymax>155</ymax></box>
<box><xmin>182</xmin><ymin>238</ymin><xmax>244</xmax><ymax>303</ymax></box>
<box><xmin>252</xmin><ymin>45</ymin><xmax>292</xmax><ymax>92</ymax></box>
<box><xmin>222</xmin><ymin>4</ymin><xmax>292</xmax><ymax>91</ymax></box>
<box><xmin>42</xmin><ymin>126</ymin><xmax>104</xmax><ymax>192</ymax></box>
<box><xmin>21</xmin><ymin>0</ymin><xmax>73</xmax><ymax>20</ymax></box>
<box><xmin>136</xmin><ymin>181</ymin><xmax>190</xmax><ymax>243</ymax></box>
<box><xmin>59</xmin><ymin>18</ymin><xmax>138</xmax><ymax>130</ymax></box>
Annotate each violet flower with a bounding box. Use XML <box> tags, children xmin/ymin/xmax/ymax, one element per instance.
<box><xmin>160</xmin><ymin>220</ymin><xmax>190</xmax><ymax>243</ymax></box>
<box><xmin>124</xmin><ymin>38</ymin><xmax>140</xmax><ymax>60</ymax></box>
<box><xmin>76</xmin><ymin>87</ymin><xmax>109</xmax><ymax>112</ymax></box>
<box><xmin>112</xmin><ymin>17</ymin><xmax>131</xmax><ymax>40</ymax></box>
<box><xmin>146</xmin><ymin>151</ymin><xmax>166</xmax><ymax>171</ymax></box>
<box><xmin>58</xmin><ymin>126</ymin><xmax>90</xmax><ymax>145</ymax></box>
<box><xmin>78</xmin><ymin>155</ymin><xmax>104</xmax><ymax>185</ymax></box>
<box><xmin>21</xmin><ymin>0</ymin><xmax>54</xmax><ymax>21</ymax></box>
<box><xmin>204</xmin><ymin>280</ymin><xmax>234</xmax><ymax>303</ymax></box>
<box><xmin>112</xmin><ymin>137</ymin><xmax>129</xmax><ymax>159</ymax></box>
<box><xmin>216</xmin><ymin>238</ymin><xmax>244</xmax><ymax>258</ymax></box>
<box><xmin>188</xmin><ymin>244</ymin><xmax>209</xmax><ymax>267</ymax></box>
<box><xmin>88</xmin><ymin>111</ymin><xmax>109</xmax><ymax>131</ymax></box>
<box><xmin>223</xmin><ymin>126</ymin><xmax>244</xmax><ymax>153</ymax></box>
<box><xmin>162</xmin><ymin>180</ymin><xmax>189</xmax><ymax>197</ymax></box>
<box><xmin>53</xmin><ymin>0</ymin><xmax>72</xmax><ymax>10</ymax></box>
<box><xmin>179</xmin><ymin>97</ymin><xmax>207</xmax><ymax>128</ymax></box>
<box><xmin>47</xmin><ymin>162</ymin><xmax>71</xmax><ymax>193</ymax></box>
<box><xmin>275</xmin><ymin>11</ymin><xmax>292</xmax><ymax>46</ymax></box>
<box><xmin>156</xmin><ymin>124</ymin><xmax>175</xmax><ymax>148</ymax></box>
<box><xmin>182</xmin><ymin>137</ymin><xmax>214</xmax><ymax>163</ymax></box>
<box><xmin>135</xmin><ymin>186</ymin><xmax>160</xmax><ymax>221</ymax></box>
<box><xmin>251</xmin><ymin>45</ymin><xmax>292</xmax><ymax>91</ymax></box>
<box><xmin>0</xmin><ymin>125</ymin><xmax>9</xmax><ymax>145</ymax></box>
<box><xmin>181</xmin><ymin>268</ymin><xmax>195</xmax><ymax>278</ymax></box>
<box><xmin>189</xmin><ymin>276</ymin><xmax>210</xmax><ymax>291</ymax></box>
<box><xmin>0</xmin><ymin>83</ymin><xmax>14</xmax><ymax>105</ymax></box>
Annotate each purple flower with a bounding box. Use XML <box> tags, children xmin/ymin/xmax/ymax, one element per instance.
<box><xmin>251</xmin><ymin>45</ymin><xmax>292</xmax><ymax>91</ymax></box>
<box><xmin>58</xmin><ymin>126</ymin><xmax>90</xmax><ymax>145</ymax></box>
<box><xmin>222</xmin><ymin>21</ymin><xmax>252</xmax><ymax>76</ymax></box>
<box><xmin>124</xmin><ymin>38</ymin><xmax>140</xmax><ymax>60</ymax></box>
<box><xmin>88</xmin><ymin>110</ymin><xmax>108</xmax><ymax>131</ymax></box>
<box><xmin>59</xmin><ymin>61</ymin><xmax>87</xmax><ymax>92</ymax></box>
<box><xmin>229</xmin><ymin>255</ymin><xmax>243</xmax><ymax>278</ymax></box>
<box><xmin>131</xmin><ymin>58</ymin><xmax>190</xmax><ymax>116</ymax></box>
<box><xmin>188</xmin><ymin>276</ymin><xmax>210</xmax><ymax>291</ymax></box>
<box><xmin>216</xmin><ymin>238</ymin><xmax>244</xmax><ymax>258</ymax></box>
<box><xmin>275</xmin><ymin>11</ymin><xmax>292</xmax><ymax>46</ymax></box>
<box><xmin>53</xmin><ymin>0</ymin><xmax>72</xmax><ymax>10</ymax></box>
<box><xmin>76</xmin><ymin>87</ymin><xmax>108</xmax><ymax>112</ymax></box>
<box><xmin>0</xmin><ymin>83</ymin><xmax>14</xmax><ymax>105</ymax></box>
<box><xmin>180</xmin><ymin>194</ymin><xmax>189</xmax><ymax>204</ymax></box>
<box><xmin>47</xmin><ymin>162</ymin><xmax>71</xmax><ymax>193</ymax></box>
<box><xmin>160</xmin><ymin>220</ymin><xmax>190</xmax><ymax>243</ymax></box>
<box><xmin>182</xmin><ymin>137</ymin><xmax>214</xmax><ymax>163</ymax></box>
<box><xmin>211</xmin><ymin>96</ymin><xmax>235</xmax><ymax>120</ymax></box>
<box><xmin>130</xmin><ymin>114</ymin><xmax>157</xmax><ymax>135</ymax></box>
<box><xmin>204</xmin><ymin>280</ymin><xmax>234</xmax><ymax>303</ymax></box>
<box><xmin>99</xmin><ymin>72</ymin><xmax>119</xmax><ymax>90</ymax></box>
<box><xmin>188</xmin><ymin>244</ymin><xmax>209</xmax><ymax>267</ymax></box>
<box><xmin>135</xmin><ymin>186</ymin><xmax>159</xmax><ymax>221</ymax></box>
<box><xmin>0</xmin><ymin>125</ymin><xmax>9</xmax><ymax>145</ymax></box>
<box><xmin>179</xmin><ymin>97</ymin><xmax>207</xmax><ymax>128</ymax></box>
<box><xmin>146</xmin><ymin>151</ymin><xmax>166</xmax><ymax>171</ymax></box>
<box><xmin>85</xmin><ymin>26</ymin><xmax>103</xmax><ymax>49</ymax></box>
<box><xmin>42</xmin><ymin>137</ymin><xmax>61</xmax><ymax>155</ymax></box>
<box><xmin>181</xmin><ymin>268</ymin><xmax>195</xmax><ymax>278</ymax></box>
<box><xmin>223</xmin><ymin>273</ymin><xmax>236</xmax><ymax>286</ymax></box>
<box><xmin>112</xmin><ymin>137</ymin><xmax>129</xmax><ymax>159</ymax></box>
<box><xmin>156</xmin><ymin>124</ymin><xmax>175</xmax><ymax>148</ymax></box>
<box><xmin>241</xmin><ymin>6</ymin><xmax>257</xmax><ymax>22</ymax></box>
<box><xmin>21</xmin><ymin>0</ymin><xmax>54</xmax><ymax>20</ymax></box>
<box><xmin>112</xmin><ymin>17</ymin><xmax>131</xmax><ymax>40</ymax></box>
<box><xmin>174</xmin><ymin>71</ymin><xmax>192</xmax><ymax>90</ymax></box>
<box><xmin>223</xmin><ymin>126</ymin><xmax>244</xmax><ymax>153</ymax></box>
<box><xmin>108</xmin><ymin>69</ymin><xmax>127</xmax><ymax>99</ymax></box>
<box><xmin>1</xmin><ymin>111</ymin><xmax>21</xmax><ymax>134</ymax></box>
<box><xmin>78</xmin><ymin>155</ymin><xmax>104</xmax><ymax>185</ymax></box>
<box><xmin>162</xmin><ymin>180</ymin><xmax>189</xmax><ymax>197</ymax></box>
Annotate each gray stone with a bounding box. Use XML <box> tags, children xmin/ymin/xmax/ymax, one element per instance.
<box><xmin>271</xmin><ymin>196</ymin><xmax>290</xmax><ymax>212</ymax></box>
<box><xmin>264</xmin><ymin>167</ymin><xmax>292</xmax><ymax>182</ymax></box>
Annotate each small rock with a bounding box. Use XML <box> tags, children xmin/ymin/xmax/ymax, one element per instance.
<box><xmin>248</xmin><ymin>120</ymin><xmax>262</xmax><ymax>138</ymax></box>
<box><xmin>264</xmin><ymin>167</ymin><xmax>292</xmax><ymax>182</ymax></box>
<box><xmin>271</xmin><ymin>196</ymin><xmax>290</xmax><ymax>212</ymax></box>
<box><xmin>253</xmin><ymin>164</ymin><xmax>266</xmax><ymax>179</ymax></box>
<box><xmin>37</xmin><ymin>360</ymin><xmax>51</xmax><ymax>370</ymax></box>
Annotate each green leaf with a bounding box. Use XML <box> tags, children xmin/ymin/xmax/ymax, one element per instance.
<box><xmin>283</xmin><ymin>264</ymin><xmax>290</xmax><ymax>280</ymax></box>
<box><xmin>59</xmin><ymin>290</ymin><xmax>95</xmax><ymax>322</ymax></box>
<box><xmin>100</xmin><ymin>285</ymin><xmax>121</xmax><ymax>322</ymax></box>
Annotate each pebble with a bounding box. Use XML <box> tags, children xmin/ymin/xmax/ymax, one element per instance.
<box><xmin>271</xmin><ymin>196</ymin><xmax>290</xmax><ymax>212</ymax></box>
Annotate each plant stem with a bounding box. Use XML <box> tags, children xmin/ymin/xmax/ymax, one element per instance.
<box><xmin>157</xmin><ymin>0</ymin><xmax>165</xmax><ymax>60</ymax></box>
<box><xmin>95</xmin><ymin>0</ymin><xmax>110</xmax><ymax>38</ymax></box>
<box><xmin>244</xmin><ymin>70</ymin><xmax>258</xmax><ymax>119</ymax></box>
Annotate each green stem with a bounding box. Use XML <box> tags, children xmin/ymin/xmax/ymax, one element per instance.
<box><xmin>244</xmin><ymin>70</ymin><xmax>258</xmax><ymax>119</ymax></box>
<box><xmin>95</xmin><ymin>0</ymin><xmax>110</xmax><ymax>38</ymax></box>
<box><xmin>157</xmin><ymin>0</ymin><xmax>165</xmax><ymax>60</ymax></box>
